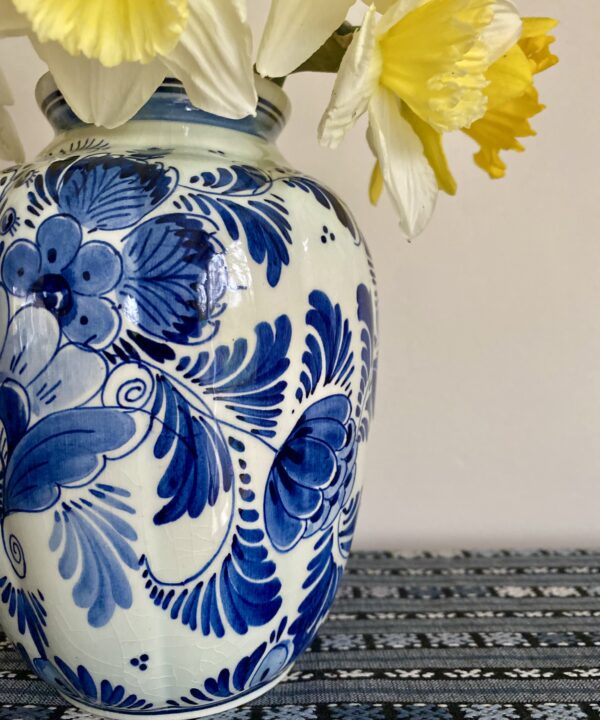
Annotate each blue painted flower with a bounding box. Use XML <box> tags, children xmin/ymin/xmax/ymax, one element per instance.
<box><xmin>0</xmin><ymin>296</ymin><xmax>107</xmax><ymax>566</ymax></box>
<box><xmin>0</xmin><ymin>297</ymin><xmax>108</xmax><ymax>465</ymax></box>
<box><xmin>265</xmin><ymin>394</ymin><xmax>357</xmax><ymax>552</ymax></box>
<box><xmin>0</xmin><ymin>295</ymin><xmax>140</xmax><ymax>623</ymax></box>
<box><xmin>2</xmin><ymin>214</ymin><xmax>122</xmax><ymax>348</ymax></box>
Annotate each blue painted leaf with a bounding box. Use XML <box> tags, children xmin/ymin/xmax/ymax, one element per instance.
<box><xmin>189</xmin><ymin>191</ymin><xmax>292</xmax><ymax>287</ymax></box>
<box><xmin>151</xmin><ymin>378</ymin><xmax>234</xmax><ymax>526</ymax></box>
<box><xmin>283</xmin><ymin>176</ymin><xmax>360</xmax><ymax>242</ymax></box>
<box><xmin>289</xmin><ymin>532</ymin><xmax>342</xmax><ymax>655</ymax></box>
<box><xmin>199</xmin><ymin>165</ymin><xmax>272</xmax><ymax>194</ymax></box>
<box><xmin>218</xmin><ymin>549</ymin><xmax>282</xmax><ymax>634</ymax></box>
<box><xmin>143</xmin><ymin>507</ymin><xmax>282</xmax><ymax>638</ymax></box>
<box><xmin>119</xmin><ymin>214</ymin><xmax>228</xmax><ymax>345</ymax></box>
<box><xmin>0</xmin><ymin>581</ymin><xmax>48</xmax><ymax>658</ymax></box>
<box><xmin>48</xmin><ymin>486</ymin><xmax>139</xmax><ymax>628</ymax></box>
<box><xmin>4</xmin><ymin>409</ymin><xmax>136</xmax><ymax>515</ymax></box>
<box><xmin>187</xmin><ymin>315</ymin><xmax>291</xmax><ymax>438</ymax></box>
<box><xmin>297</xmin><ymin>290</ymin><xmax>354</xmax><ymax>402</ymax></box>
<box><xmin>225</xmin><ymin>199</ymin><xmax>291</xmax><ymax>287</ymax></box>
<box><xmin>208</xmin><ymin>317</ymin><xmax>291</xmax><ymax>396</ymax></box>
<box><xmin>45</xmin><ymin>155</ymin><xmax>176</xmax><ymax>230</ymax></box>
<box><xmin>32</xmin><ymin>655</ymin><xmax>153</xmax><ymax>711</ymax></box>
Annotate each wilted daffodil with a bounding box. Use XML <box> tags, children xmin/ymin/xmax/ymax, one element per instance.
<box><xmin>0</xmin><ymin>0</ymin><xmax>257</xmax><ymax>128</ymax></box>
<box><xmin>317</xmin><ymin>0</ymin><xmax>523</xmax><ymax>238</ymax></box>
<box><xmin>0</xmin><ymin>67</ymin><xmax>23</xmax><ymax>162</ymax></box>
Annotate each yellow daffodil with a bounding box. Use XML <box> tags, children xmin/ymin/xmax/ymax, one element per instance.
<box><xmin>0</xmin><ymin>0</ymin><xmax>257</xmax><ymax>129</ymax></box>
<box><xmin>371</xmin><ymin>15</ymin><xmax>558</xmax><ymax>205</ymax></box>
<box><xmin>317</xmin><ymin>0</ymin><xmax>522</xmax><ymax>238</ymax></box>
<box><xmin>0</xmin><ymin>67</ymin><xmax>23</xmax><ymax>162</ymax></box>
<box><xmin>463</xmin><ymin>17</ymin><xmax>558</xmax><ymax>179</ymax></box>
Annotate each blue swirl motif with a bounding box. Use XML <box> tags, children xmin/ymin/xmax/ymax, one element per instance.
<box><xmin>0</xmin><ymin>145</ymin><xmax>378</xmax><ymax>713</ymax></box>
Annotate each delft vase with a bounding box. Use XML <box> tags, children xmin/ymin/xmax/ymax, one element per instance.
<box><xmin>0</xmin><ymin>74</ymin><xmax>378</xmax><ymax>719</ymax></box>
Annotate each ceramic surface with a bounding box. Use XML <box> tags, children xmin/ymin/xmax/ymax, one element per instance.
<box><xmin>0</xmin><ymin>76</ymin><xmax>378</xmax><ymax>718</ymax></box>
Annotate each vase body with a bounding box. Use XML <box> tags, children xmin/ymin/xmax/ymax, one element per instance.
<box><xmin>0</xmin><ymin>76</ymin><xmax>378</xmax><ymax>718</ymax></box>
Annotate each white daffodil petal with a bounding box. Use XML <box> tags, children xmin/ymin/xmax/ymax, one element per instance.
<box><xmin>484</xmin><ymin>0</ymin><xmax>522</xmax><ymax>64</ymax></box>
<box><xmin>0</xmin><ymin>106</ymin><xmax>24</xmax><ymax>162</ymax></box>
<box><xmin>319</xmin><ymin>5</ymin><xmax>381</xmax><ymax>149</ymax></box>
<box><xmin>34</xmin><ymin>40</ymin><xmax>165</xmax><ymax>128</ymax></box>
<box><xmin>230</xmin><ymin>0</ymin><xmax>246</xmax><ymax>21</ymax></box>
<box><xmin>0</xmin><ymin>0</ymin><xmax>29</xmax><ymax>36</ymax></box>
<box><xmin>368</xmin><ymin>87</ymin><xmax>438</xmax><ymax>239</ymax></box>
<box><xmin>377</xmin><ymin>0</ymin><xmax>428</xmax><ymax>36</ymax></box>
<box><xmin>162</xmin><ymin>0</ymin><xmax>256</xmax><ymax>120</ymax></box>
<box><xmin>257</xmin><ymin>0</ymin><xmax>355</xmax><ymax>78</ymax></box>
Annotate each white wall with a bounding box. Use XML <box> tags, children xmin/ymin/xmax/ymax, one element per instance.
<box><xmin>1</xmin><ymin>0</ymin><xmax>598</xmax><ymax>550</ymax></box>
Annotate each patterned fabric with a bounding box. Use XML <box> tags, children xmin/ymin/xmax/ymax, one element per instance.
<box><xmin>3</xmin><ymin>549</ymin><xmax>600</xmax><ymax>719</ymax></box>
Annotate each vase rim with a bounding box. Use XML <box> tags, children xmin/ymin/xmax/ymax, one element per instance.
<box><xmin>35</xmin><ymin>73</ymin><xmax>291</xmax><ymax>142</ymax></box>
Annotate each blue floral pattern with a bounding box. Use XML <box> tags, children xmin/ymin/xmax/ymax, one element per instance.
<box><xmin>0</xmin><ymin>141</ymin><xmax>378</xmax><ymax>716</ymax></box>
<box><xmin>265</xmin><ymin>395</ymin><xmax>357</xmax><ymax>552</ymax></box>
<box><xmin>44</xmin><ymin>154</ymin><xmax>177</xmax><ymax>232</ymax></box>
<box><xmin>2</xmin><ymin>216</ymin><xmax>122</xmax><ymax>347</ymax></box>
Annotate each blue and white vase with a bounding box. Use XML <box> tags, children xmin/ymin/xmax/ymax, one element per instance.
<box><xmin>0</xmin><ymin>74</ymin><xmax>378</xmax><ymax>719</ymax></box>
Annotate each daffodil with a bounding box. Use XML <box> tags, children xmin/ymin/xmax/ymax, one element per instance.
<box><xmin>369</xmin><ymin>15</ymin><xmax>558</xmax><ymax>208</ymax></box>
<box><xmin>0</xmin><ymin>67</ymin><xmax>23</xmax><ymax>162</ymax></box>
<box><xmin>316</xmin><ymin>0</ymin><xmax>522</xmax><ymax>238</ymax></box>
<box><xmin>463</xmin><ymin>17</ymin><xmax>558</xmax><ymax>179</ymax></box>
<box><xmin>0</xmin><ymin>0</ymin><xmax>257</xmax><ymax>129</ymax></box>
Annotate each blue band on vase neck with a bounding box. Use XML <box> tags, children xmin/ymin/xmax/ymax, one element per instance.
<box><xmin>36</xmin><ymin>75</ymin><xmax>291</xmax><ymax>142</ymax></box>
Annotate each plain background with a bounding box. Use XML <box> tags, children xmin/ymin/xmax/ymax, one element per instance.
<box><xmin>1</xmin><ymin>0</ymin><xmax>598</xmax><ymax>550</ymax></box>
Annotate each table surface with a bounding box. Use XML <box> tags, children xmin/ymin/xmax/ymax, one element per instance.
<box><xmin>2</xmin><ymin>549</ymin><xmax>600</xmax><ymax>719</ymax></box>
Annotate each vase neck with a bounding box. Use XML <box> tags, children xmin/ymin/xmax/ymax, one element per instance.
<box><xmin>36</xmin><ymin>74</ymin><xmax>290</xmax><ymax>143</ymax></box>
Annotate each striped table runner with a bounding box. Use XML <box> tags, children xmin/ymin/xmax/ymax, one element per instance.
<box><xmin>2</xmin><ymin>550</ymin><xmax>600</xmax><ymax>719</ymax></box>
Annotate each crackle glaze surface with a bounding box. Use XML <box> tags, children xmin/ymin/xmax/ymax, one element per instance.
<box><xmin>0</xmin><ymin>77</ymin><xmax>378</xmax><ymax>718</ymax></box>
